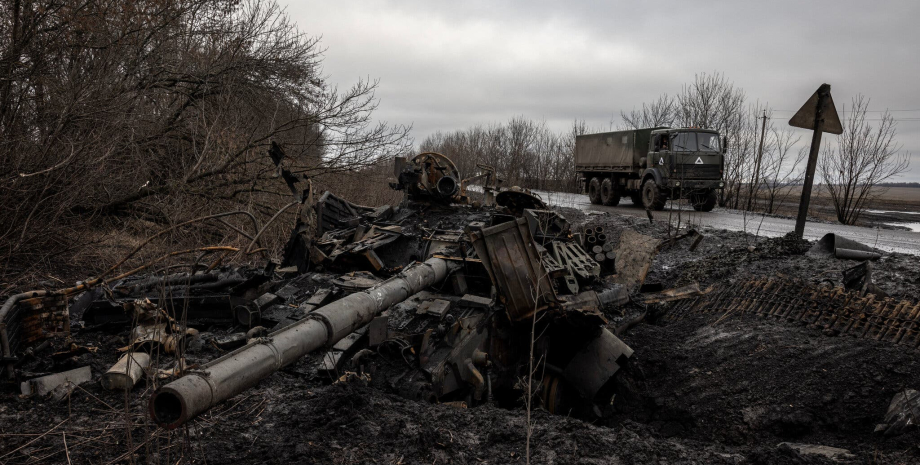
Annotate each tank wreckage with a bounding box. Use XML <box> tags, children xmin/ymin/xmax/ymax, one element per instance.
<box><xmin>2</xmin><ymin>144</ymin><xmax>719</xmax><ymax>429</ymax></box>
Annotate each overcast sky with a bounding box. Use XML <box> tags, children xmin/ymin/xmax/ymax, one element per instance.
<box><xmin>287</xmin><ymin>0</ymin><xmax>920</xmax><ymax>182</ymax></box>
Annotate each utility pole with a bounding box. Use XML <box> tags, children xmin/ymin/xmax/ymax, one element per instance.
<box><xmin>747</xmin><ymin>109</ymin><xmax>768</xmax><ymax>212</ymax></box>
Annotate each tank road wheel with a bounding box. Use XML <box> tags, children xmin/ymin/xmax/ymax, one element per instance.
<box><xmin>641</xmin><ymin>179</ymin><xmax>668</xmax><ymax>211</ymax></box>
<box><xmin>691</xmin><ymin>190</ymin><xmax>717</xmax><ymax>212</ymax></box>
<box><xmin>600</xmin><ymin>178</ymin><xmax>621</xmax><ymax>206</ymax></box>
<box><xmin>588</xmin><ymin>177</ymin><xmax>602</xmax><ymax>204</ymax></box>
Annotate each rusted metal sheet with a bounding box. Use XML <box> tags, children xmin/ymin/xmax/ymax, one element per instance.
<box><xmin>468</xmin><ymin>218</ymin><xmax>557</xmax><ymax>321</ymax></box>
<box><xmin>1</xmin><ymin>292</ymin><xmax>72</xmax><ymax>378</ymax></box>
<box><xmin>562</xmin><ymin>329</ymin><xmax>634</xmax><ymax>401</ymax></box>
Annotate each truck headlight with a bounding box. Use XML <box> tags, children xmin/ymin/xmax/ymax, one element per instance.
<box><xmin>719</xmin><ymin>182</ymin><xmax>724</xmax><ymax>187</ymax></box>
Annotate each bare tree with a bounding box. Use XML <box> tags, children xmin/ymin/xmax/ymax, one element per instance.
<box><xmin>620</xmin><ymin>94</ymin><xmax>677</xmax><ymax>130</ymax></box>
<box><xmin>620</xmin><ymin>73</ymin><xmax>750</xmax><ymax>207</ymax></box>
<box><xmin>420</xmin><ymin>117</ymin><xmax>584</xmax><ymax>194</ymax></box>
<box><xmin>761</xmin><ymin>127</ymin><xmax>805</xmax><ymax>214</ymax></box>
<box><xmin>819</xmin><ymin>95</ymin><xmax>910</xmax><ymax>225</ymax></box>
<box><xmin>0</xmin><ymin>0</ymin><xmax>410</xmax><ymax>279</ymax></box>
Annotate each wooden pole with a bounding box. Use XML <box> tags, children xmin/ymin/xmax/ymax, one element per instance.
<box><xmin>747</xmin><ymin>109</ymin><xmax>768</xmax><ymax>211</ymax></box>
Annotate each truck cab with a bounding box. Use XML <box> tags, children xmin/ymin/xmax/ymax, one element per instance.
<box><xmin>643</xmin><ymin>128</ymin><xmax>726</xmax><ymax>211</ymax></box>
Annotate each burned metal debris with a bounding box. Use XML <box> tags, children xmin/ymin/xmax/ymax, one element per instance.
<box><xmin>809</xmin><ymin>232</ymin><xmax>883</xmax><ymax>260</ymax></box>
<box><xmin>2</xmin><ymin>148</ymin><xmax>704</xmax><ymax>430</ymax></box>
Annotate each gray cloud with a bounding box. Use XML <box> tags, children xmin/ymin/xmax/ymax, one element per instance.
<box><xmin>288</xmin><ymin>0</ymin><xmax>920</xmax><ymax>181</ymax></box>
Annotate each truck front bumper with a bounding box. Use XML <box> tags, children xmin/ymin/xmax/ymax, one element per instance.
<box><xmin>666</xmin><ymin>179</ymin><xmax>724</xmax><ymax>190</ymax></box>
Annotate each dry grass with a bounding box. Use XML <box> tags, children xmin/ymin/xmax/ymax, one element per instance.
<box><xmin>751</xmin><ymin>185</ymin><xmax>920</xmax><ymax>224</ymax></box>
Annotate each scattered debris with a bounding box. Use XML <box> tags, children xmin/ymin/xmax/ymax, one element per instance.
<box><xmin>875</xmin><ymin>389</ymin><xmax>920</xmax><ymax>436</ymax></box>
<box><xmin>3</xmin><ymin>145</ymin><xmax>919</xmax><ymax>463</ymax></box>
<box><xmin>102</xmin><ymin>352</ymin><xmax>151</xmax><ymax>391</ymax></box>
<box><xmin>809</xmin><ymin>233</ymin><xmax>882</xmax><ymax>260</ymax></box>
<box><xmin>21</xmin><ymin>366</ymin><xmax>92</xmax><ymax>397</ymax></box>
<box><xmin>842</xmin><ymin>261</ymin><xmax>888</xmax><ymax>298</ymax></box>
<box><xmin>126</xmin><ymin>299</ymin><xmax>199</xmax><ymax>354</ymax></box>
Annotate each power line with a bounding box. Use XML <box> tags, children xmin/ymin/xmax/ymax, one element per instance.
<box><xmin>772</xmin><ymin>109</ymin><xmax>920</xmax><ymax>113</ymax></box>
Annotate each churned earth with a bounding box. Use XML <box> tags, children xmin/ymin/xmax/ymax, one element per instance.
<box><xmin>1</xmin><ymin>207</ymin><xmax>919</xmax><ymax>464</ymax></box>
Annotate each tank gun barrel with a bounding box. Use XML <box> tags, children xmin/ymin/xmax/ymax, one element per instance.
<box><xmin>150</xmin><ymin>257</ymin><xmax>454</xmax><ymax>429</ymax></box>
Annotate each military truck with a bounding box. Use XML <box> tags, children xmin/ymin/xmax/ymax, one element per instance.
<box><xmin>575</xmin><ymin>128</ymin><xmax>726</xmax><ymax>211</ymax></box>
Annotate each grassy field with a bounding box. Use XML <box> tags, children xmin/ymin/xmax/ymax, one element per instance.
<box><xmin>754</xmin><ymin>185</ymin><xmax>920</xmax><ymax>225</ymax></box>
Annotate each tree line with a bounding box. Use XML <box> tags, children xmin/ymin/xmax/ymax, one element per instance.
<box><xmin>420</xmin><ymin>117</ymin><xmax>586</xmax><ymax>193</ymax></box>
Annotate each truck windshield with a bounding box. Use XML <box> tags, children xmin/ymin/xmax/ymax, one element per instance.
<box><xmin>672</xmin><ymin>132</ymin><xmax>720</xmax><ymax>152</ymax></box>
<box><xmin>697</xmin><ymin>133</ymin><xmax>721</xmax><ymax>152</ymax></box>
<box><xmin>672</xmin><ymin>133</ymin><xmax>697</xmax><ymax>152</ymax></box>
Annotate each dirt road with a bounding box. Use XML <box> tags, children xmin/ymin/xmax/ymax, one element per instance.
<box><xmin>537</xmin><ymin>190</ymin><xmax>920</xmax><ymax>255</ymax></box>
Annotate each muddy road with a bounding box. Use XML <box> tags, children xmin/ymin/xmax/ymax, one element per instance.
<box><xmin>537</xmin><ymin>190</ymin><xmax>920</xmax><ymax>255</ymax></box>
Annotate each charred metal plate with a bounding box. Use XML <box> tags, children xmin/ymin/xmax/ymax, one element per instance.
<box><xmin>562</xmin><ymin>329</ymin><xmax>633</xmax><ymax>401</ymax></box>
<box><xmin>495</xmin><ymin>191</ymin><xmax>547</xmax><ymax>216</ymax></box>
<box><xmin>418</xmin><ymin>299</ymin><xmax>451</xmax><ymax>319</ymax></box>
<box><xmin>468</xmin><ymin>218</ymin><xmax>557</xmax><ymax>321</ymax></box>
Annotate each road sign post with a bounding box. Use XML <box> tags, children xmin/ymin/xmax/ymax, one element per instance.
<box><xmin>789</xmin><ymin>83</ymin><xmax>843</xmax><ymax>238</ymax></box>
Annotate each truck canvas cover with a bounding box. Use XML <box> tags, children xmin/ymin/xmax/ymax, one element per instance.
<box><xmin>575</xmin><ymin>129</ymin><xmax>661</xmax><ymax>171</ymax></box>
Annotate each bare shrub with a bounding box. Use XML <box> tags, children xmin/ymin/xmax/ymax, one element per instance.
<box><xmin>0</xmin><ymin>0</ymin><xmax>409</xmax><ymax>283</ymax></box>
<box><xmin>819</xmin><ymin>95</ymin><xmax>911</xmax><ymax>225</ymax></box>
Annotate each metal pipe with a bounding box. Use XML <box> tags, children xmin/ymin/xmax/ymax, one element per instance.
<box><xmin>149</xmin><ymin>257</ymin><xmax>454</xmax><ymax>429</ymax></box>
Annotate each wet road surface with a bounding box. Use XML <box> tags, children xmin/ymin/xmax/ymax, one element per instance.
<box><xmin>536</xmin><ymin>190</ymin><xmax>920</xmax><ymax>256</ymax></box>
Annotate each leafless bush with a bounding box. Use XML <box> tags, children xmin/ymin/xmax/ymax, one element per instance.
<box><xmin>819</xmin><ymin>95</ymin><xmax>910</xmax><ymax>224</ymax></box>
<box><xmin>0</xmin><ymin>0</ymin><xmax>409</xmax><ymax>283</ymax></box>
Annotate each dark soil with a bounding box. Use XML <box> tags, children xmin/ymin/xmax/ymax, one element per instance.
<box><xmin>2</xmin><ymin>207</ymin><xmax>919</xmax><ymax>464</ymax></box>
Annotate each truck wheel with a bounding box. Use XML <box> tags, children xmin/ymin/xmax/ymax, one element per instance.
<box><xmin>600</xmin><ymin>178</ymin><xmax>620</xmax><ymax>206</ymax></box>
<box><xmin>588</xmin><ymin>177</ymin><xmax>602</xmax><ymax>204</ymax></box>
<box><xmin>641</xmin><ymin>179</ymin><xmax>667</xmax><ymax>211</ymax></box>
<box><xmin>691</xmin><ymin>190</ymin><xmax>717</xmax><ymax>212</ymax></box>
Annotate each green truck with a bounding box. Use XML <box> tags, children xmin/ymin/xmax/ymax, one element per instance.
<box><xmin>575</xmin><ymin>128</ymin><xmax>726</xmax><ymax>211</ymax></box>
